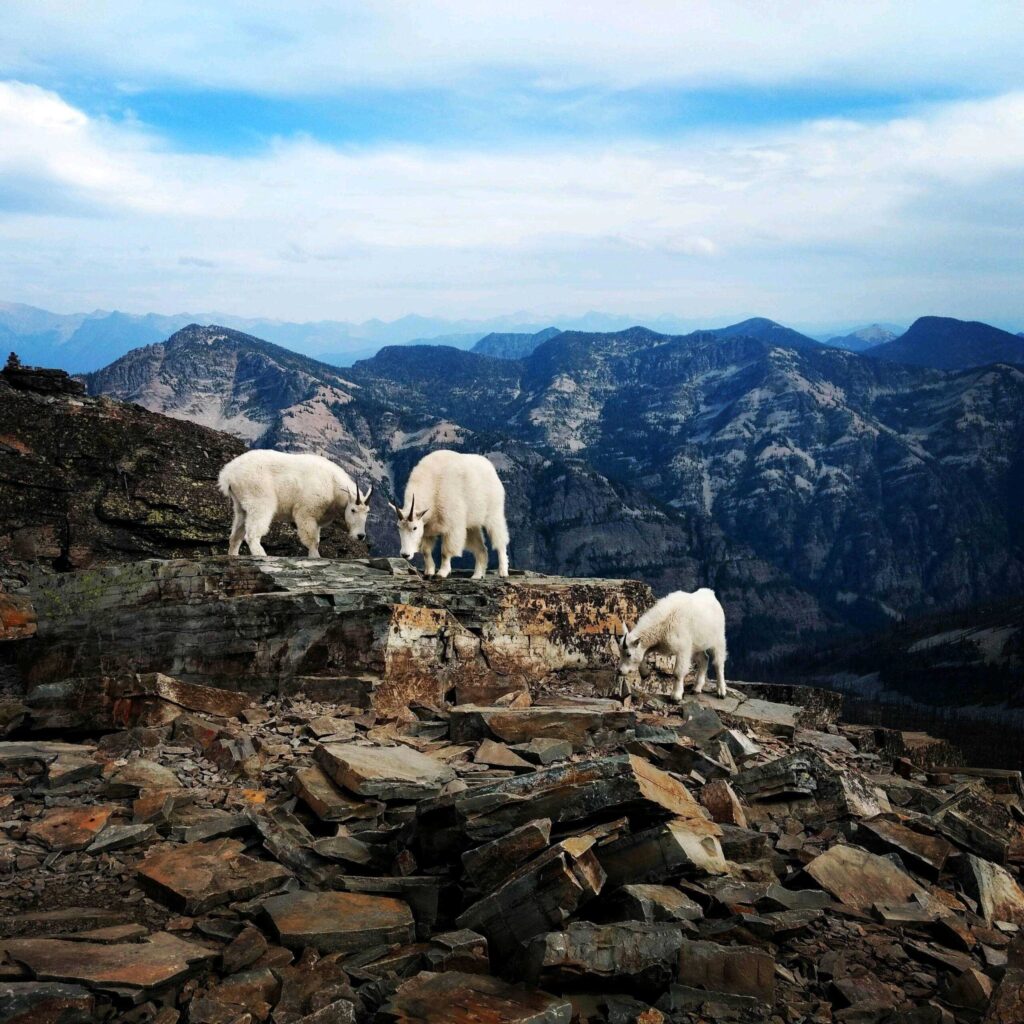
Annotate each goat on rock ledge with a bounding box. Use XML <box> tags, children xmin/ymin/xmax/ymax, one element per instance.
<box><xmin>617</xmin><ymin>588</ymin><xmax>728</xmax><ymax>701</ymax></box>
<box><xmin>389</xmin><ymin>449</ymin><xmax>510</xmax><ymax>579</ymax></box>
<box><xmin>218</xmin><ymin>449</ymin><xmax>371</xmax><ymax>558</ymax></box>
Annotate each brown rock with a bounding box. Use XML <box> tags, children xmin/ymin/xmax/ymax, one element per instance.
<box><xmin>449</xmin><ymin>703</ymin><xmax>636</xmax><ymax>752</ymax></box>
<box><xmin>474</xmin><ymin>739</ymin><xmax>534</xmax><ymax>772</ymax></box>
<box><xmin>138</xmin><ymin>838</ymin><xmax>292</xmax><ymax>914</ymax></box>
<box><xmin>0</xmin><ymin>590</ymin><xmax>36</xmax><ymax>641</ymax></box>
<box><xmin>676</xmin><ymin>939</ymin><xmax>775</xmax><ymax>1002</ymax></box>
<box><xmin>418</xmin><ymin>754</ymin><xmax>719</xmax><ymax>857</ymax></box>
<box><xmin>858</xmin><ymin>817</ymin><xmax>953</xmax><ymax>878</ymax></box>
<box><xmin>985</xmin><ymin>968</ymin><xmax>1024</xmax><ymax>1024</ymax></box>
<box><xmin>222</xmin><ymin>926</ymin><xmax>269</xmax><ymax>975</ymax></box>
<box><xmin>26</xmin><ymin>805</ymin><xmax>115</xmax><ymax>851</ymax></box>
<box><xmin>424</xmin><ymin>930</ymin><xmax>489</xmax><ymax>974</ymax></box>
<box><xmin>804</xmin><ymin>844</ymin><xmax>930</xmax><ymax>911</ymax></box>
<box><xmin>457</xmin><ymin>837</ymin><xmax>606</xmax><ymax>961</ymax></box>
<box><xmin>522</xmin><ymin>922</ymin><xmax>683</xmax><ymax>988</ymax></box>
<box><xmin>3</xmin><ymin>932</ymin><xmax>216</xmax><ymax>999</ymax></box>
<box><xmin>105</xmin><ymin>759</ymin><xmax>180</xmax><ymax>797</ymax></box>
<box><xmin>608</xmin><ymin>884</ymin><xmax>704</xmax><ymax>923</ymax></box>
<box><xmin>946</xmin><ymin>968</ymin><xmax>994</xmax><ymax>1011</ymax></box>
<box><xmin>699</xmin><ymin>780</ymin><xmax>747</xmax><ymax>828</ymax></box>
<box><xmin>597</xmin><ymin>818</ymin><xmax>727</xmax><ymax>884</ymax></box>
<box><xmin>261</xmin><ymin>890</ymin><xmax>415</xmax><ymax>953</ymax></box>
<box><xmin>461</xmin><ymin>819</ymin><xmax>552</xmax><ymax>893</ymax></box>
<box><xmin>315</xmin><ymin>742</ymin><xmax>455</xmax><ymax>801</ymax></box>
<box><xmin>377</xmin><ymin>970</ymin><xmax>571</xmax><ymax>1024</ymax></box>
<box><xmin>0</xmin><ymin>982</ymin><xmax>95</xmax><ymax>1023</ymax></box>
<box><xmin>959</xmin><ymin>854</ymin><xmax>1024</xmax><ymax>926</ymax></box>
<box><xmin>513</xmin><ymin>738</ymin><xmax>573</xmax><ymax>765</ymax></box>
<box><xmin>117</xmin><ymin>673</ymin><xmax>253</xmax><ymax>720</ymax></box>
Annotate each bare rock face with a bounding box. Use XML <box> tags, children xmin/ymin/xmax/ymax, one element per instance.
<box><xmin>0</xmin><ymin>374</ymin><xmax>365</xmax><ymax>576</ymax></box>
<box><xmin>22</xmin><ymin>556</ymin><xmax>650</xmax><ymax>711</ymax></box>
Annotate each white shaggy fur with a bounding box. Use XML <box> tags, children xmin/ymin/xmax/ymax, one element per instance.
<box><xmin>617</xmin><ymin>588</ymin><xmax>727</xmax><ymax>701</ymax></box>
<box><xmin>389</xmin><ymin>450</ymin><xmax>509</xmax><ymax>579</ymax></box>
<box><xmin>218</xmin><ymin>449</ymin><xmax>371</xmax><ymax>558</ymax></box>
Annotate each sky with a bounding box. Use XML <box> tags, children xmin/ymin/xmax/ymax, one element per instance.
<box><xmin>1</xmin><ymin>1</ymin><xmax>1023</xmax><ymax>330</ymax></box>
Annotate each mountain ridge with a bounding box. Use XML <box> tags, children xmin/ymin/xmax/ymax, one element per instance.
<box><xmin>85</xmin><ymin>322</ymin><xmax>1024</xmax><ymax>671</ymax></box>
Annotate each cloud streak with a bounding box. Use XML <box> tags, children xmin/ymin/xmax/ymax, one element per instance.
<box><xmin>4</xmin><ymin>1</ymin><xmax>1023</xmax><ymax>96</ymax></box>
<box><xmin>1</xmin><ymin>78</ymin><xmax>1023</xmax><ymax>325</ymax></box>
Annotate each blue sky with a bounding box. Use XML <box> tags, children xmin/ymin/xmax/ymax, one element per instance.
<box><xmin>1</xmin><ymin>1</ymin><xmax>1023</xmax><ymax>329</ymax></box>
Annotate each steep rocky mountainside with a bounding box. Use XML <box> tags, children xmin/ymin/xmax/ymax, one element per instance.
<box><xmin>0</xmin><ymin>357</ymin><xmax>365</xmax><ymax>583</ymax></box>
<box><xmin>868</xmin><ymin>316</ymin><xmax>1024</xmax><ymax>371</ymax></box>
<box><xmin>84</xmin><ymin>323</ymin><xmax>1024</xmax><ymax>670</ymax></box>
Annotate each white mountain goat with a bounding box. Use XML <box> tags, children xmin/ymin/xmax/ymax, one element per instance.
<box><xmin>218</xmin><ymin>449</ymin><xmax>371</xmax><ymax>558</ymax></box>
<box><xmin>388</xmin><ymin>450</ymin><xmax>509</xmax><ymax>579</ymax></box>
<box><xmin>617</xmin><ymin>588</ymin><xmax>728</xmax><ymax>701</ymax></box>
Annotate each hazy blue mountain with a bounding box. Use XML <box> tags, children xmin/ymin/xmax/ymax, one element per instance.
<box><xmin>867</xmin><ymin>316</ymin><xmax>1024</xmax><ymax>370</ymax></box>
<box><xmin>472</xmin><ymin>327</ymin><xmax>562</xmax><ymax>359</ymax></box>
<box><xmin>822</xmin><ymin>324</ymin><xmax>901</xmax><ymax>352</ymax></box>
<box><xmin>0</xmin><ymin>301</ymin><xmax>699</xmax><ymax>372</ymax></box>
<box><xmin>707</xmin><ymin>317</ymin><xmax>820</xmax><ymax>351</ymax></box>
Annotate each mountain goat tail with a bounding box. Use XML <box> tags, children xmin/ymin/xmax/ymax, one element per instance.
<box><xmin>217</xmin><ymin>466</ymin><xmax>233</xmax><ymax>499</ymax></box>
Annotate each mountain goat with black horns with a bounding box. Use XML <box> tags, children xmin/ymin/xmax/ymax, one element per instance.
<box><xmin>389</xmin><ymin>450</ymin><xmax>509</xmax><ymax>578</ymax></box>
<box><xmin>617</xmin><ymin>588</ymin><xmax>728</xmax><ymax>701</ymax></box>
<box><xmin>218</xmin><ymin>449</ymin><xmax>371</xmax><ymax>558</ymax></box>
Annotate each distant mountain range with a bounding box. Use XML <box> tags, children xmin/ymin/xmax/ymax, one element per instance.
<box><xmin>6</xmin><ymin>299</ymin><xmax>1022</xmax><ymax>373</ymax></box>
<box><xmin>823</xmin><ymin>324</ymin><xmax>902</xmax><ymax>353</ymax></box>
<box><xmin>84</xmin><ymin>319</ymin><xmax>1024</xmax><ymax>670</ymax></box>
<box><xmin>863</xmin><ymin>316</ymin><xmax>1024</xmax><ymax>371</ymax></box>
<box><xmin>0</xmin><ymin>302</ymin><xmax>699</xmax><ymax>373</ymax></box>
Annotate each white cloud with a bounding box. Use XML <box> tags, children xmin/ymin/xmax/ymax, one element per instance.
<box><xmin>1</xmin><ymin>80</ymin><xmax>1023</xmax><ymax>323</ymax></box>
<box><xmin>2</xmin><ymin>1</ymin><xmax>1023</xmax><ymax>95</ymax></box>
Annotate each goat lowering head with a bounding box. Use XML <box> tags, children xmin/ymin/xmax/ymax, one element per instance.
<box><xmin>616</xmin><ymin>624</ymin><xmax>648</xmax><ymax>677</ymax></box>
<box><xmin>388</xmin><ymin>494</ymin><xmax>431</xmax><ymax>559</ymax></box>
<box><xmin>343</xmin><ymin>484</ymin><xmax>373</xmax><ymax>540</ymax></box>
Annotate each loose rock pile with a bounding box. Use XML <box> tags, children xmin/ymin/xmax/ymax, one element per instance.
<box><xmin>4</xmin><ymin>672</ymin><xmax>1024</xmax><ymax>1023</ymax></box>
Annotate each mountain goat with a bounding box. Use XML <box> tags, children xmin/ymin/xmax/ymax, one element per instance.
<box><xmin>218</xmin><ymin>449</ymin><xmax>371</xmax><ymax>558</ymax></box>
<box><xmin>389</xmin><ymin>450</ymin><xmax>509</xmax><ymax>579</ymax></box>
<box><xmin>617</xmin><ymin>588</ymin><xmax>727</xmax><ymax>701</ymax></box>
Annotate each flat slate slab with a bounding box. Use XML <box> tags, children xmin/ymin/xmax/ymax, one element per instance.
<box><xmin>377</xmin><ymin>970</ymin><xmax>572</xmax><ymax>1024</ymax></box>
<box><xmin>315</xmin><ymin>742</ymin><xmax>455</xmax><ymax>801</ymax></box>
<box><xmin>804</xmin><ymin>844</ymin><xmax>928</xmax><ymax>911</ymax></box>
<box><xmin>449</xmin><ymin>703</ymin><xmax>636</xmax><ymax>751</ymax></box>
<box><xmin>137</xmin><ymin>838</ymin><xmax>292</xmax><ymax>914</ymax></box>
<box><xmin>261</xmin><ymin>890</ymin><xmax>415</xmax><ymax>952</ymax></box>
<box><xmin>3</xmin><ymin>932</ymin><xmax>216</xmax><ymax>999</ymax></box>
<box><xmin>26</xmin><ymin>805</ymin><xmax>116</xmax><ymax>851</ymax></box>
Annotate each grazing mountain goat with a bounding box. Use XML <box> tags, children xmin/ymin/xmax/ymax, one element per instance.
<box><xmin>389</xmin><ymin>450</ymin><xmax>509</xmax><ymax>579</ymax></box>
<box><xmin>617</xmin><ymin>588</ymin><xmax>727</xmax><ymax>701</ymax></box>
<box><xmin>218</xmin><ymin>449</ymin><xmax>371</xmax><ymax>558</ymax></box>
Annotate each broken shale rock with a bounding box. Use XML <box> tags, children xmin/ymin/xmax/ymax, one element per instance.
<box><xmin>137</xmin><ymin>838</ymin><xmax>292</xmax><ymax>914</ymax></box>
<box><xmin>456</xmin><ymin>837</ymin><xmax>606</xmax><ymax>962</ymax></box>
<box><xmin>461</xmin><ymin>818</ymin><xmax>553</xmax><ymax>894</ymax></box>
<box><xmin>597</xmin><ymin>818</ymin><xmax>727</xmax><ymax>884</ymax></box>
<box><xmin>418</xmin><ymin>754</ymin><xmax>717</xmax><ymax>860</ymax></box>
<box><xmin>3</xmin><ymin>932</ymin><xmax>216</xmax><ymax>1001</ymax></box>
<box><xmin>520</xmin><ymin>922</ymin><xmax>684</xmax><ymax>990</ymax></box>
<box><xmin>376</xmin><ymin>970</ymin><xmax>572</xmax><ymax>1024</ymax></box>
<box><xmin>804</xmin><ymin>844</ymin><xmax>929</xmax><ymax>911</ymax></box>
<box><xmin>315</xmin><ymin>742</ymin><xmax>455</xmax><ymax>801</ymax></box>
<box><xmin>261</xmin><ymin>890</ymin><xmax>415</xmax><ymax>953</ymax></box>
<box><xmin>448</xmin><ymin>702</ymin><xmax>636</xmax><ymax>752</ymax></box>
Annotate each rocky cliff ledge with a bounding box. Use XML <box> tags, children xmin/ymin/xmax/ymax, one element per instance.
<box><xmin>1</xmin><ymin>560</ymin><xmax>1024</xmax><ymax>1023</ymax></box>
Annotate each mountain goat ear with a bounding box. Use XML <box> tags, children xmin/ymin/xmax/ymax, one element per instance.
<box><xmin>620</xmin><ymin>625</ymin><xmax>631</xmax><ymax>648</ymax></box>
<box><xmin>415</xmin><ymin>507</ymin><xmax>431</xmax><ymax>521</ymax></box>
<box><xmin>362</xmin><ymin>485</ymin><xmax>373</xmax><ymax>503</ymax></box>
<box><xmin>387</xmin><ymin>501</ymin><xmax>403</xmax><ymax>520</ymax></box>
